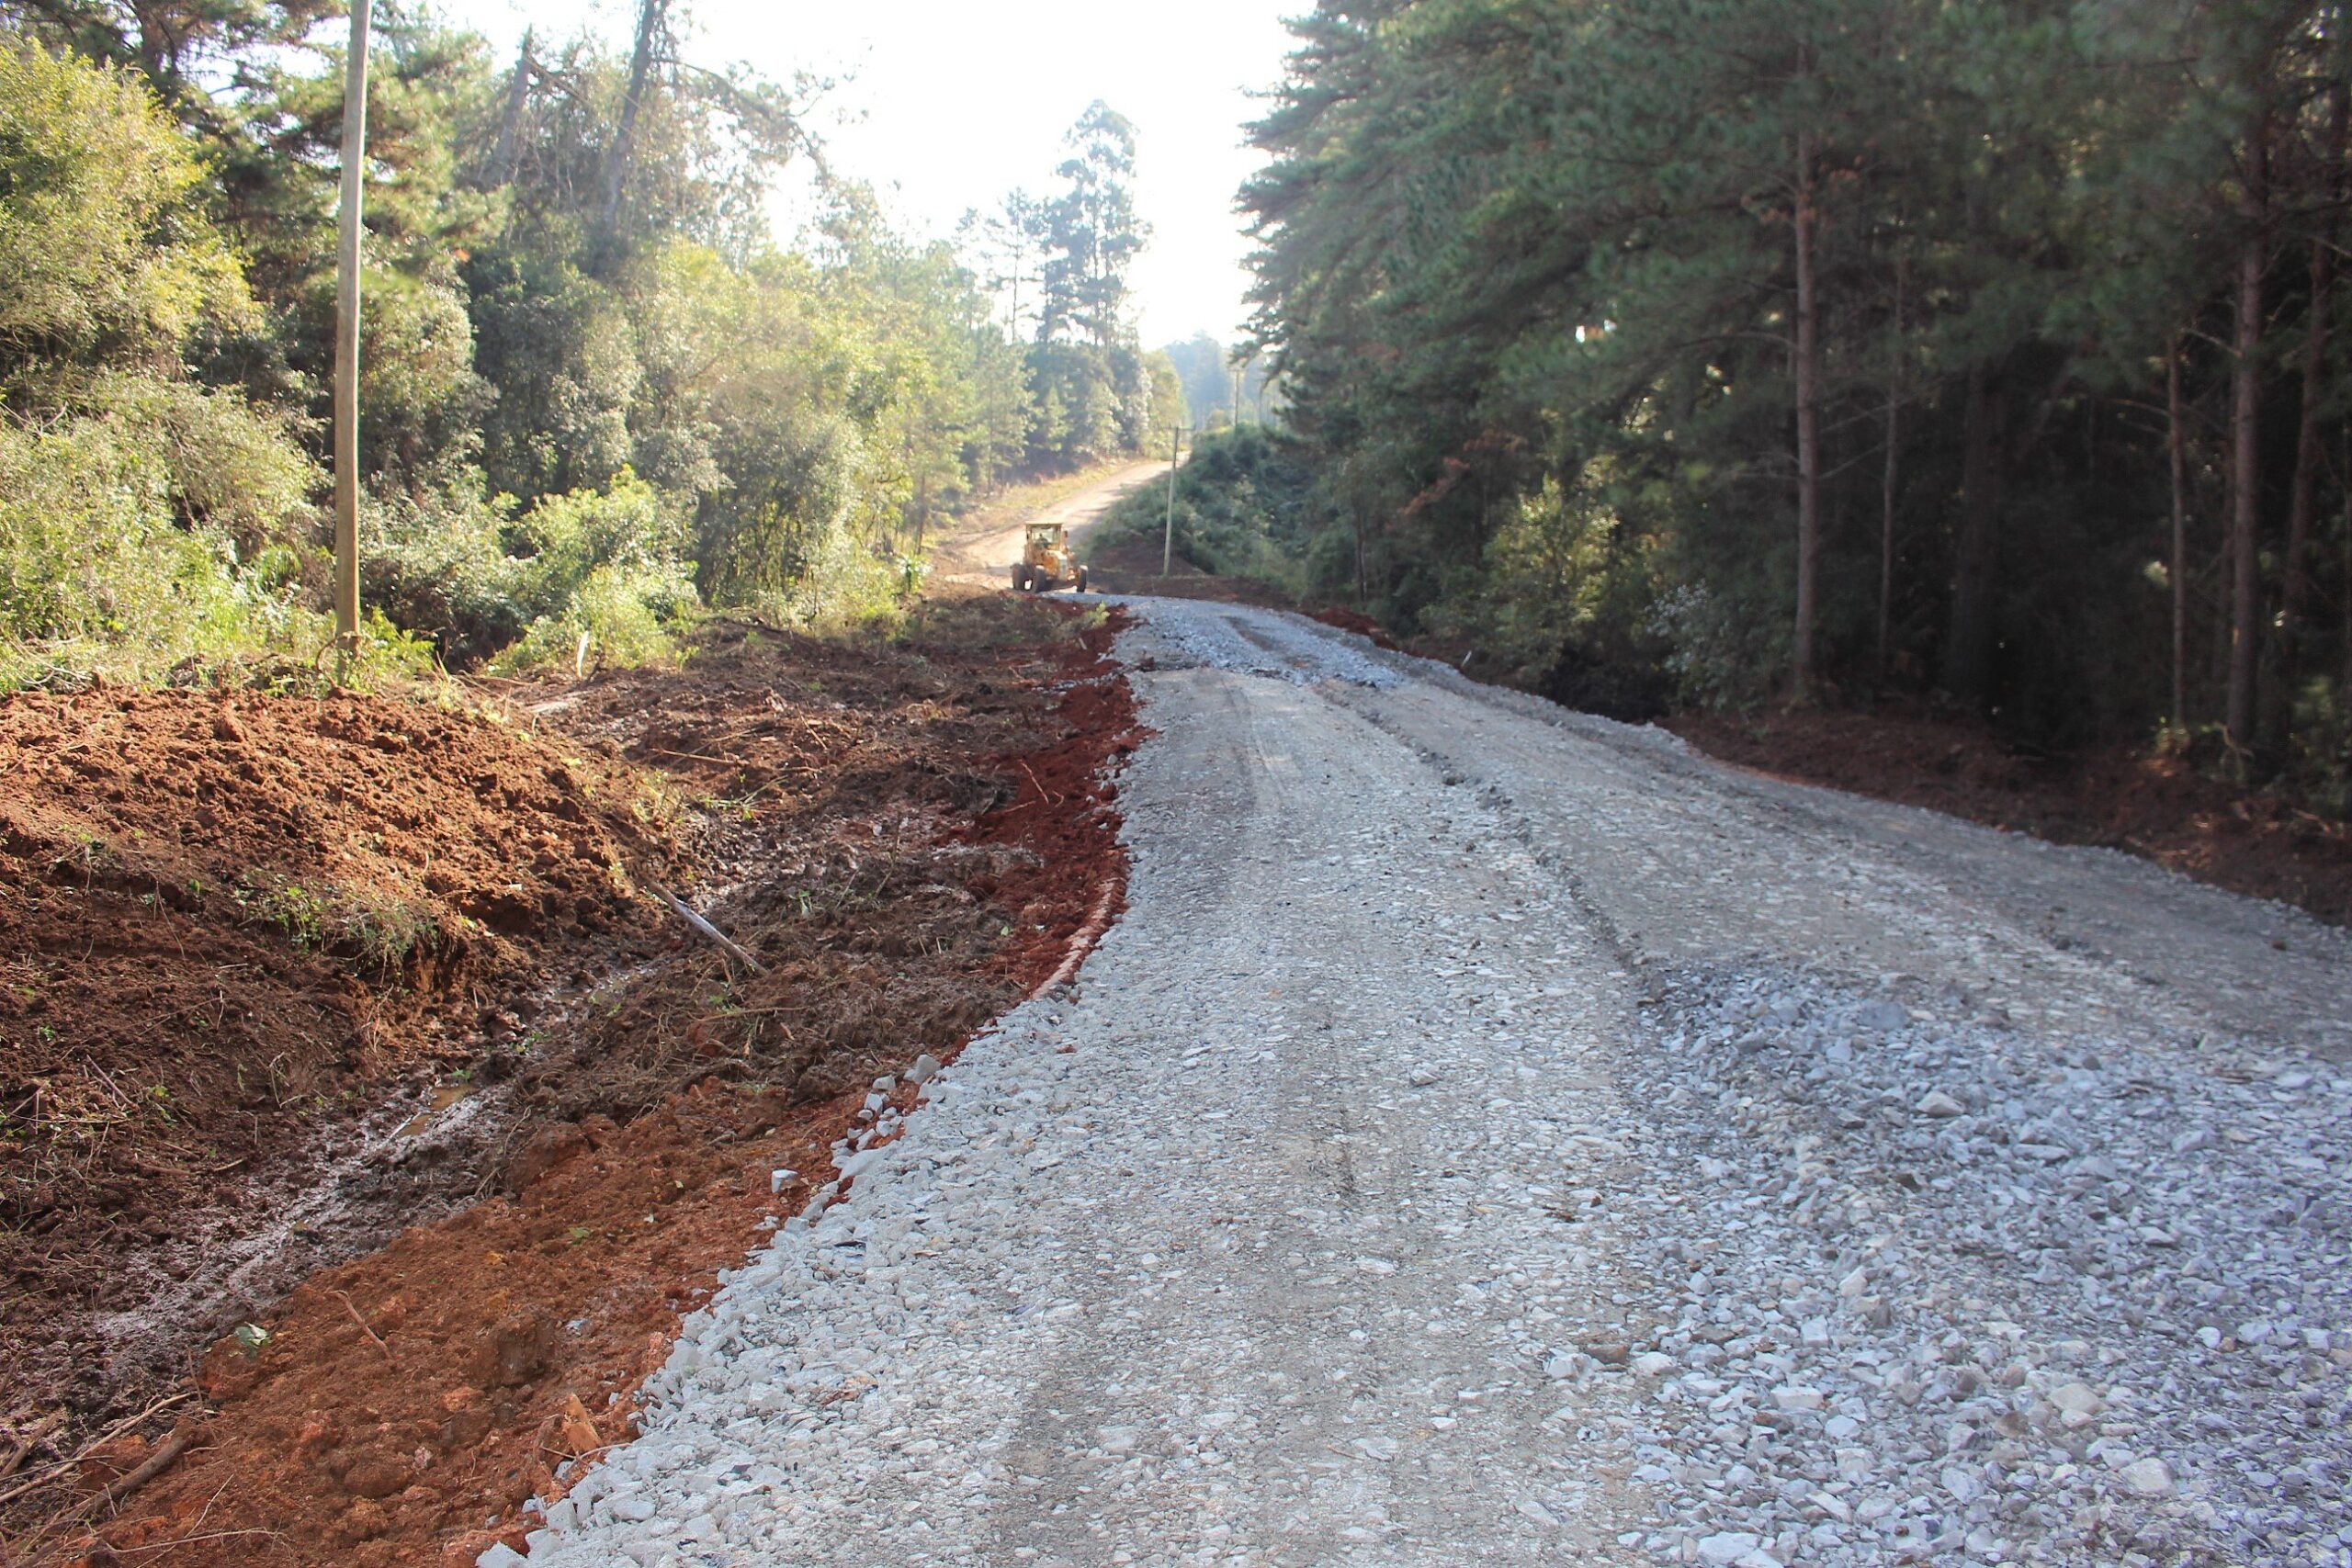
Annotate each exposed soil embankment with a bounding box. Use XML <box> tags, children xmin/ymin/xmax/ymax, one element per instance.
<box><xmin>0</xmin><ymin>595</ymin><xmax>1138</xmax><ymax>1566</ymax></box>
<box><xmin>1</xmin><ymin>692</ymin><xmax>677</xmax><ymax>1445</ymax></box>
<box><xmin>1668</xmin><ymin>705</ymin><xmax>2352</xmax><ymax>927</ymax></box>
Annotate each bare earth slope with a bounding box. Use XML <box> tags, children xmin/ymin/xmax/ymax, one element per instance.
<box><xmin>521</xmin><ymin>597</ymin><xmax>2348</xmax><ymax>1568</ymax></box>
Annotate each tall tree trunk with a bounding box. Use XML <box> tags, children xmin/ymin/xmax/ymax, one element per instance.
<box><xmin>1944</xmin><ymin>364</ymin><xmax>2002</xmax><ymax>704</ymax></box>
<box><xmin>602</xmin><ymin>0</ymin><xmax>667</xmax><ymax>236</ymax></box>
<box><xmin>491</xmin><ymin>29</ymin><xmax>533</xmax><ymax>188</ymax></box>
<box><xmin>1878</xmin><ymin>252</ymin><xmax>1904</xmax><ymax>678</ymax></box>
<box><xmin>2282</xmin><ymin>81</ymin><xmax>2346</xmax><ymax>704</ymax></box>
<box><xmin>2226</xmin><ymin>107</ymin><xmax>2269</xmax><ymax>750</ymax></box>
<box><xmin>1792</xmin><ymin>60</ymin><xmax>1823</xmax><ymax>698</ymax></box>
<box><xmin>2168</xmin><ymin>334</ymin><xmax>2191</xmax><ymax>728</ymax></box>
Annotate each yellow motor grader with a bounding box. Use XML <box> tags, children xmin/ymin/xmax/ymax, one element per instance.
<box><xmin>1012</xmin><ymin>522</ymin><xmax>1089</xmax><ymax>593</ymax></box>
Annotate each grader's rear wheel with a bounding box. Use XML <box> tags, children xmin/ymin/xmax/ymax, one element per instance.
<box><xmin>1074</xmin><ymin>566</ymin><xmax>1090</xmax><ymax>592</ymax></box>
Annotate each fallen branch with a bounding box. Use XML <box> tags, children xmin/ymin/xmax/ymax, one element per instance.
<box><xmin>0</xmin><ymin>1413</ymin><xmax>63</xmax><ymax>1480</ymax></box>
<box><xmin>0</xmin><ymin>1393</ymin><xmax>191</xmax><ymax>1509</ymax></box>
<box><xmin>655</xmin><ymin>885</ymin><xmax>769</xmax><ymax>976</ymax></box>
<box><xmin>643</xmin><ymin>748</ymin><xmax>752</xmax><ymax>768</ymax></box>
<box><xmin>1019</xmin><ymin>760</ymin><xmax>1065</xmax><ymax>807</ymax></box>
<box><xmin>72</xmin><ymin>1430</ymin><xmax>191</xmax><ymax>1517</ymax></box>
<box><xmin>329</xmin><ymin>1290</ymin><xmax>395</xmax><ymax>1366</ymax></box>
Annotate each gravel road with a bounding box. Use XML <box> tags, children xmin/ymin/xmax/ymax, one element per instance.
<box><xmin>517</xmin><ymin>597</ymin><xmax>2352</xmax><ymax>1568</ymax></box>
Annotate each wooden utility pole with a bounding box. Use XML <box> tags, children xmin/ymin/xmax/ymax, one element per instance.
<box><xmin>1162</xmin><ymin>424</ymin><xmax>1189</xmax><ymax>576</ymax></box>
<box><xmin>332</xmin><ymin>0</ymin><xmax>371</xmax><ymax>653</ymax></box>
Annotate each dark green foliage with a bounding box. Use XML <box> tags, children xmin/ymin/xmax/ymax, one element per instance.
<box><xmin>1239</xmin><ymin>0</ymin><xmax>2352</xmax><ymax>795</ymax></box>
<box><xmin>1093</xmin><ymin>425</ymin><xmax>1316</xmax><ymax>582</ymax></box>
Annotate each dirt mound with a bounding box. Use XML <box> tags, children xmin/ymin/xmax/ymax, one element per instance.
<box><xmin>1669</xmin><ymin>705</ymin><xmax>2352</xmax><ymax>926</ymax></box>
<box><xmin>0</xmin><ymin>690</ymin><xmax>674</xmax><ymax>1450</ymax></box>
<box><xmin>8</xmin><ymin>595</ymin><xmax>1139</xmax><ymax>1567</ymax></box>
<box><xmin>1306</xmin><ymin>606</ymin><xmax>1398</xmax><ymax>649</ymax></box>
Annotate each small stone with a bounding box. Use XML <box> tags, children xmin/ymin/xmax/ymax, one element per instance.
<box><xmin>1696</xmin><ymin>1531</ymin><xmax>1763</xmax><ymax>1566</ymax></box>
<box><xmin>477</xmin><ymin>1547</ymin><xmax>527</xmax><ymax>1568</ymax></box>
<box><xmin>1772</xmin><ymin>1385</ymin><xmax>1827</xmax><ymax>1411</ymax></box>
<box><xmin>2049</xmin><ymin>1382</ymin><xmax>2105</xmax><ymax>1426</ymax></box>
<box><xmin>1408</xmin><ymin>1063</ymin><xmax>1441</xmax><ymax>1087</ymax></box>
<box><xmin>908</xmin><ymin>1053</ymin><xmax>943</xmax><ymax>1084</ymax></box>
<box><xmin>769</xmin><ymin>1168</ymin><xmax>797</xmax><ymax>1194</ymax></box>
<box><xmin>1631</xmin><ymin>1351</ymin><xmax>1676</xmax><ymax>1377</ymax></box>
<box><xmin>2120</xmin><ymin>1457</ymin><xmax>2175</xmax><ymax>1498</ymax></box>
<box><xmin>1916</xmin><ymin>1090</ymin><xmax>1965</xmax><ymax>1118</ymax></box>
<box><xmin>1856</xmin><ymin>1000</ymin><xmax>1907</xmax><ymax>1032</ymax></box>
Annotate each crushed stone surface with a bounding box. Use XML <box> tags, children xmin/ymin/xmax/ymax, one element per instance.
<box><xmin>520</xmin><ymin>597</ymin><xmax>2352</xmax><ymax>1568</ymax></box>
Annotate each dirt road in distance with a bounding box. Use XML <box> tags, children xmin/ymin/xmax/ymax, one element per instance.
<box><xmin>933</xmin><ymin>460</ymin><xmax>1168</xmax><ymax>588</ymax></box>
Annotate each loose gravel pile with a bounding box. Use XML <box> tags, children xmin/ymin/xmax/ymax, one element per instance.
<box><xmin>503</xmin><ymin>596</ymin><xmax>2350</xmax><ymax>1568</ymax></box>
<box><xmin>1582</xmin><ymin>968</ymin><xmax>2352</xmax><ymax>1568</ymax></box>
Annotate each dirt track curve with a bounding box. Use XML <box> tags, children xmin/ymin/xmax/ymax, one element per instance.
<box><xmin>515</xmin><ymin>597</ymin><xmax>2351</xmax><ymax>1568</ymax></box>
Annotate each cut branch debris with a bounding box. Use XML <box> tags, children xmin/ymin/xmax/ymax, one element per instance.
<box><xmin>655</xmin><ymin>885</ymin><xmax>769</xmax><ymax>975</ymax></box>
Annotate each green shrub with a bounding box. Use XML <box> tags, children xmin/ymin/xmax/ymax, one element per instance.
<box><xmin>365</xmin><ymin>481</ymin><xmax>525</xmax><ymax>665</ymax></box>
<box><xmin>1645</xmin><ymin>580</ymin><xmax>1789</xmax><ymax>712</ymax></box>
<box><xmin>1090</xmin><ymin>425</ymin><xmax>1313</xmax><ymax>586</ymax></box>
<box><xmin>0</xmin><ymin>404</ymin><xmax>383</xmax><ymax>688</ymax></box>
<box><xmin>485</xmin><ymin>470</ymin><xmax>699</xmax><ymax>673</ymax></box>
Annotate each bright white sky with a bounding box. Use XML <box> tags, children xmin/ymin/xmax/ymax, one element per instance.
<box><xmin>480</xmin><ymin>0</ymin><xmax>1298</xmax><ymax>346</ymax></box>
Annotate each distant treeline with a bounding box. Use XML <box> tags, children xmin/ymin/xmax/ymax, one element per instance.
<box><xmin>0</xmin><ymin>1</ymin><xmax>1178</xmax><ymax>683</ymax></box>
<box><xmin>1237</xmin><ymin>0</ymin><xmax>2352</xmax><ymax>803</ymax></box>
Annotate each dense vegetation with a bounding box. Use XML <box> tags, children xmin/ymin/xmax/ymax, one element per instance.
<box><xmin>1236</xmin><ymin>0</ymin><xmax>2352</xmax><ymax>802</ymax></box>
<box><xmin>0</xmin><ymin>1</ymin><xmax>1179</xmax><ymax>686</ymax></box>
<box><xmin>1094</xmin><ymin>424</ymin><xmax>1317</xmax><ymax>584</ymax></box>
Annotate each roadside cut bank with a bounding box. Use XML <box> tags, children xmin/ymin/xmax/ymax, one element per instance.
<box><xmin>0</xmin><ymin>593</ymin><xmax>1138</xmax><ymax>1568</ymax></box>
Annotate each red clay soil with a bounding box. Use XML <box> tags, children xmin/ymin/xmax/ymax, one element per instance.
<box><xmin>1306</xmin><ymin>607</ymin><xmax>1399</xmax><ymax>650</ymax></box>
<box><xmin>1668</xmin><ymin>705</ymin><xmax>2352</xmax><ymax>927</ymax></box>
<box><xmin>3</xmin><ymin>595</ymin><xmax>1138</xmax><ymax>1568</ymax></box>
<box><xmin>0</xmin><ymin>691</ymin><xmax>675</xmax><ymax>1461</ymax></box>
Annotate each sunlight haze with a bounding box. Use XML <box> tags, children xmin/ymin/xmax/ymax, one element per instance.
<box><xmin>487</xmin><ymin>0</ymin><xmax>1295</xmax><ymax>346</ymax></box>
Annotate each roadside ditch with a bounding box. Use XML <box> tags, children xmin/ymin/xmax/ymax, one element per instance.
<box><xmin>0</xmin><ymin>593</ymin><xmax>1138</xmax><ymax>1567</ymax></box>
